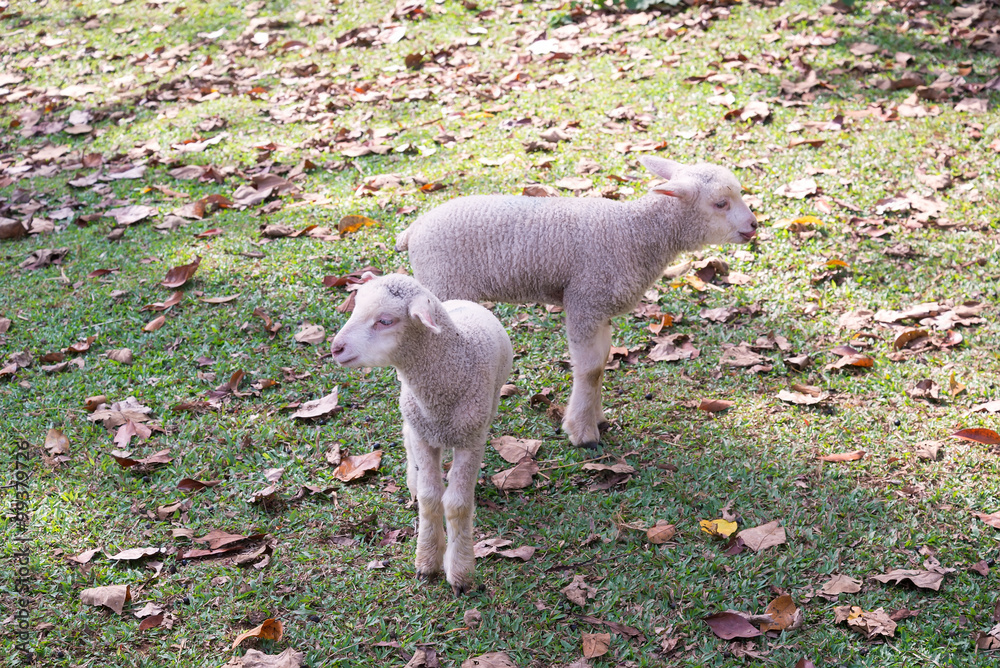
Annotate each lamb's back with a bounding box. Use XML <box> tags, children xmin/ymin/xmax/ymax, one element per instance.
<box><xmin>402</xmin><ymin>195</ymin><xmax>631</xmax><ymax>304</ymax></box>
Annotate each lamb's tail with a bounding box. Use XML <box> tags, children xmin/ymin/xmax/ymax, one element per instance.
<box><xmin>395</xmin><ymin>225</ymin><xmax>411</xmax><ymax>252</ymax></box>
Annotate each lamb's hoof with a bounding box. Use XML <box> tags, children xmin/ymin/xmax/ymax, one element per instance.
<box><xmin>449</xmin><ymin>577</ymin><xmax>474</xmax><ymax>596</ymax></box>
<box><xmin>415</xmin><ymin>569</ymin><xmax>440</xmax><ymax>582</ymax></box>
<box><xmin>598</xmin><ymin>420</ymin><xmax>610</xmax><ymax>433</ymax></box>
<box><xmin>578</xmin><ymin>440</ymin><xmax>601</xmax><ymax>451</ymax></box>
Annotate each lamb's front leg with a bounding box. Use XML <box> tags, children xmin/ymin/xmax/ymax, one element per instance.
<box><xmin>442</xmin><ymin>445</ymin><xmax>483</xmax><ymax>595</ymax></box>
<box><xmin>563</xmin><ymin>318</ymin><xmax>612</xmax><ymax>448</ymax></box>
<box><xmin>407</xmin><ymin>426</ymin><xmax>446</xmax><ymax>580</ymax></box>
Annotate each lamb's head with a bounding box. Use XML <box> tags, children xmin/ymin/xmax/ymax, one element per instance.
<box><xmin>640</xmin><ymin>156</ymin><xmax>758</xmax><ymax>247</ymax></box>
<box><xmin>331</xmin><ymin>273</ymin><xmax>442</xmax><ymax>368</ymax></box>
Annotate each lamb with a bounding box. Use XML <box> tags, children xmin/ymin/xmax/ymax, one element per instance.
<box><xmin>396</xmin><ymin>156</ymin><xmax>758</xmax><ymax>448</ymax></box>
<box><xmin>330</xmin><ymin>273</ymin><xmax>513</xmax><ymax>595</ymax></box>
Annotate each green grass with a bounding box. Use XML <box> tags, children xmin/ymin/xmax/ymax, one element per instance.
<box><xmin>2</xmin><ymin>0</ymin><xmax>1000</xmax><ymax>666</ymax></box>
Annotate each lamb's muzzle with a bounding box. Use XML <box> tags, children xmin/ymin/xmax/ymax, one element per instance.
<box><xmin>397</xmin><ymin>156</ymin><xmax>757</xmax><ymax>447</ymax></box>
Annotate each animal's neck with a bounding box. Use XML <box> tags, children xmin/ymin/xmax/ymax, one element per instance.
<box><xmin>628</xmin><ymin>194</ymin><xmax>703</xmax><ymax>265</ymax></box>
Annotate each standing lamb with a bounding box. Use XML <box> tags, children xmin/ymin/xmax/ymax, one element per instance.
<box><xmin>396</xmin><ymin>156</ymin><xmax>757</xmax><ymax>448</ymax></box>
<box><xmin>330</xmin><ymin>273</ymin><xmax>513</xmax><ymax>595</ymax></box>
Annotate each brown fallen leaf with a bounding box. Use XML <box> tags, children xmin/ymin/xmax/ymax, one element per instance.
<box><xmin>582</xmin><ymin>632</ymin><xmax>611</xmax><ymax>658</ymax></box>
<box><xmin>872</xmin><ymin>564</ymin><xmax>953</xmax><ymax>591</ymax></box>
<box><xmin>177</xmin><ymin>478</ymin><xmax>222</xmax><ymax>491</ymax></box>
<box><xmin>820</xmin><ymin>574</ymin><xmax>862</xmax><ymax>597</ymax></box>
<box><xmin>490</xmin><ymin>436</ymin><xmax>542</xmax><ymax>463</ymax></box>
<box><xmin>44</xmin><ymin>428</ymin><xmax>70</xmax><ymax>455</ymax></box>
<box><xmin>107</xmin><ymin>547</ymin><xmax>161</xmax><ymax>561</ymax></box>
<box><xmin>222</xmin><ymin>648</ymin><xmax>305</xmax><ymax>668</ymax></box>
<box><xmin>81</xmin><ymin>584</ymin><xmax>131</xmax><ymax>614</ymax></box>
<box><xmin>293</xmin><ymin>323</ymin><xmax>326</xmax><ymax>345</ymax></box>
<box><xmin>160</xmin><ymin>256</ymin><xmax>201</xmax><ymax>289</ymax></box>
<box><xmin>291</xmin><ymin>388</ymin><xmax>339</xmax><ymax>419</ymax></box>
<box><xmin>67</xmin><ymin>547</ymin><xmax>102</xmax><ymax>565</ymax></box>
<box><xmin>698</xmin><ymin>399</ymin><xmax>734</xmax><ymax>413</ymax></box>
<box><xmin>818</xmin><ymin>450</ymin><xmax>866</xmax><ymax>463</ymax></box>
<box><xmin>138</xmin><ymin>614</ymin><xmax>164</xmax><ymax>632</ymax></box>
<box><xmin>758</xmin><ymin>594</ymin><xmax>803</xmax><ymax>632</ymax></box>
<box><xmin>338</xmin><ymin>214</ymin><xmax>378</xmax><ymax>235</ymax></box>
<box><xmin>143</xmin><ymin>315</ymin><xmax>166</xmax><ymax>332</ymax></box>
<box><xmin>491</xmin><ymin>457</ymin><xmax>539</xmax><ymax>490</ymax></box>
<box><xmin>974</xmin><ymin>512</ymin><xmax>1000</xmax><ymax>529</ymax></box>
<box><xmin>87</xmin><ymin>397</ymin><xmax>154</xmax><ymax>427</ymax></box>
<box><xmin>562</xmin><ymin>574</ymin><xmax>597</xmax><ymax>606</ymax></box>
<box><xmin>647</xmin><ymin>521</ymin><xmax>676</xmax><ymax>544</ymax></box>
<box><xmin>834</xmin><ymin>606</ymin><xmax>896</xmax><ymax>639</ymax></box>
<box><xmin>953</xmin><ymin>428</ymin><xmax>1000</xmax><ymax>446</ymax></box>
<box><xmin>703</xmin><ymin>611</ymin><xmax>761</xmax><ymax>640</ymax></box>
<box><xmin>108</xmin><ymin>348</ymin><xmax>134</xmax><ymax>365</ymax></box>
<box><xmin>777</xmin><ymin>389</ymin><xmax>828</xmax><ymax>405</ymax></box>
<box><xmin>737</xmin><ymin>521</ymin><xmax>786</xmax><ymax>552</ymax></box>
<box><xmin>232</xmin><ymin>618</ymin><xmax>283</xmax><ymax>649</ymax></box>
<box><xmin>460</xmin><ymin>652</ymin><xmax>518</xmax><ymax>668</ymax></box>
<box><xmin>332</xmin><ymin>451</ymin><xmax>382</xmax><ymax>482</ymax></box>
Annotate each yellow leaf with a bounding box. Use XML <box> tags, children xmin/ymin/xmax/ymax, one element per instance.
<box><xmin>337</xmin><ymin>215</ymin><xmax>378</xmax><ymax>235</ymax></box>
<box><xmin>826</xmin><ymin>259</ymin><xmax>849</xmax><ymax>268</ymax></box>
<box><xmin>699</xmin><ymin>519</ymin><xmax>738</xmax><ymax>538</ymax></box>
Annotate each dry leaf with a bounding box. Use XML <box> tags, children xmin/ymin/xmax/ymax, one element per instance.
<box><xmin>834</xmin><ymin>606</ymin><xmax>897</xmax><ymax>639</ymax></box>
<box><xmin>758</xmin><ymin>594</ymin><xmax>803</xmax><ymax>632</ymax></box>
<box><xmin>974</xmin><ymin>512</ymin><xmax>1000</xmax><ymax>529</ymax></box>
<box><xmin>491</xmin><ymin>458</ymin><xmax>539</xmax><ymax>490</ymax></box>
<box><xmin>224</xmin><ymin>648</ymin><xmax>305</xmax><ymax>668</ymax></box>
<box><xmin>460</xmin><ymin>652</ymin><xmax>518</xmax><ymax>668</ymax></box>
<box><xmin>818</xmin><ymin>450</ymin><xmax>866</xmax><ymax>463</ymax></box>
<box><xmin>777</xmin><ymin>389</ymin><xmax>828</xmax><ymax>405</ymax></box>
<box><xmin>698</xmin><ymin>399</ymin><xmax>734</xmax><ymax>413</ymax></box>
<box><xmin>80</xmin><ymin>584</ymin><xmax>132</xmax><ymax>614</ymax></box>
<box><xmin>490</xmin><ymin>436</ymin><xmax>542</xmax><ymax>463</ymax></box>
<box><xmin>232</xmin><ymin>618</ymin><xmax>284</xmax><ymax>649</ymax></box>
<box><xmin>737</xmin><ymin>521</ymin><xmax>786</xmax><ymax>552</ymax></box>
<box><xmin>293</xmin><ymin>323</ymin><xmax>326</xmax><ymax>345</ymax></box>
<box><xmin>647</xmin><ymin>521</ymin><xmax>676</xmax><ymax>544</ymax></box>
<box><xmin>703</xmin><ymin>612</ymin><xmax>761</xmax><ymax>639</ymax></box>
<box><xmin>44</xmin><ymin>428</ymin><xmax>70</xmax><ymax>455</ymax></box>
<box><xmin>138</xmin><ymin>614</ymin><xmax>164</xmax><ymax>632</ymax></box>
<box><xmin>820</xmin><ymin>574</ymin><xmax>862</xmax><ymax>597</ymax></box>
<box><xmin>562</xmin><ymin>574</ymin><xmax>597</xmax><ymax>606</ymax></box>
<box><xmin>291</xmin><ymin>388</ymin><xmax>339</xmax><ymax>419</ymax></box>
<box><xmin>338</xmin><ymin>215</ymin><xmax>378</xmax><ymax>235</ymax></box>
<box><xmin>582</xmin><ymin>632</ymin><xmax>611</xmax><ymax>658</ymax></box>
<box><xmin>161</xmin><ymin>256</ymin><xmax>201</xmax><ymax>289</ymax></box>
<box><xmin>953</xmin><ymin>428</ymin><xmax>1000</xmax><ymax>446</ymax></box>
<box><xmin>872</xmin><ymin>566</ymin><xmax>952</xmax><ymax>591</ymax></box>
<box><xmin>108</xmin><ymin>547</ymin><xmax>161</xmax><ymax>561</ymax></box>
<box><xmin>333</xmin><ymin>451</ymin><xmax>382</xmax><ymax>482</ymax></box>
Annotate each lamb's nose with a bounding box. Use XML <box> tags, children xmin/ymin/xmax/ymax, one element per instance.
<box><xmin>749</xmin><ymin>216</ymin><xmax>758</xmax><ymax>230</ymax></box>
<box><xmin>331</xmin><ymin>341</ymin><xmax>345</xmax><ymax>356</ymax></box>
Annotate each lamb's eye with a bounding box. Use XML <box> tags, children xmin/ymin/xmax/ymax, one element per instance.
<box><xmin>377</xmin><ymin>318</ymin><xmax>394</xmax><ymax>327</ymax></box>
<box><xmin>715</xmin><ymin>200</ymin><xmax>729</xmax><ymax>210</ymax></box>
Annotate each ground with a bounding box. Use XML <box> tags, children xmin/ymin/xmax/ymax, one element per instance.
<box><xmin>1</xmin><ymin>0</ymin><xmax>1000</xmax><ymax>666</ymax></box>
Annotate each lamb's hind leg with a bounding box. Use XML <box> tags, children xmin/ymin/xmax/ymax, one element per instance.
<box><xmin>563</xmin><ymin>317</ymin><xmax>612</xmax><ymax>448</ymax></box>
<box><xmin>406</xmin><ymin>424</ymin><xmax>446</xmax><ymax>580</ymax></box>
<box><xmin>442</xmin><ymin>445</ymin><xmax>483</xmax><ymax>596</ymax></box>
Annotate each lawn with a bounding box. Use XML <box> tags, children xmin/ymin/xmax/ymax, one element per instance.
<box><xmin>1</xmin><ymin>0</ymin><xmax>1000</xmax><ymax>666</ymax></box>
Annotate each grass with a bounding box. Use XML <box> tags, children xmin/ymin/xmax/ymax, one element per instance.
<box><xmin>2</xmin><ymin>0</ymin><xmax>1000</xmax><ymax>666</ymax></box>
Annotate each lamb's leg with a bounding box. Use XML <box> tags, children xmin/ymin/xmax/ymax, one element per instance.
<box><xmin>402</xmin><ymin>422</ymin><xmax>418</xmax><ymax>502</ymax></box>
<box><xmin>407</xmin><ymin>426</ymin><xmax>446</xmax><ymax>580</ymax></box>
<box><xmin>442</xmin><ymin>446</ymin><xmax>483</xmax><ymax>596</ymax></box>
<box><xmin>563</xmin><ymin>317</ymin><xmax>612</xmax><ymax>448</ymax></box>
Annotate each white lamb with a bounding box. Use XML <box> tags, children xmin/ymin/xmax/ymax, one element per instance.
<box><xmin>330</xmin><ymin>273</ymin><xmax>513</xmax><ymax>595</ymax></box>
<box><xmin>396</xmin><ymin>156</ymin><xmax>757</xmax><ymax>448</ymax></box>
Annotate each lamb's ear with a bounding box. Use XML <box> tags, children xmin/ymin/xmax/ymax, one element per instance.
<box><xmin>360</xmin><ymin>271</ymin><xmax>379</xmax><ymax>283</ymax></box>
<box><xmin>639</xmin><ymin>155</ymin><xmax>684</xmax><ymax>180</ymax></box>
<box><xmin>651</xmin><ymin>177</ymin><xmax>697</xmax><ymax>201</ymax></box>
<box><xmin>409</xmin><ymin>295</ymin><xmax>442</xmax><ymax>334</ymax></box>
